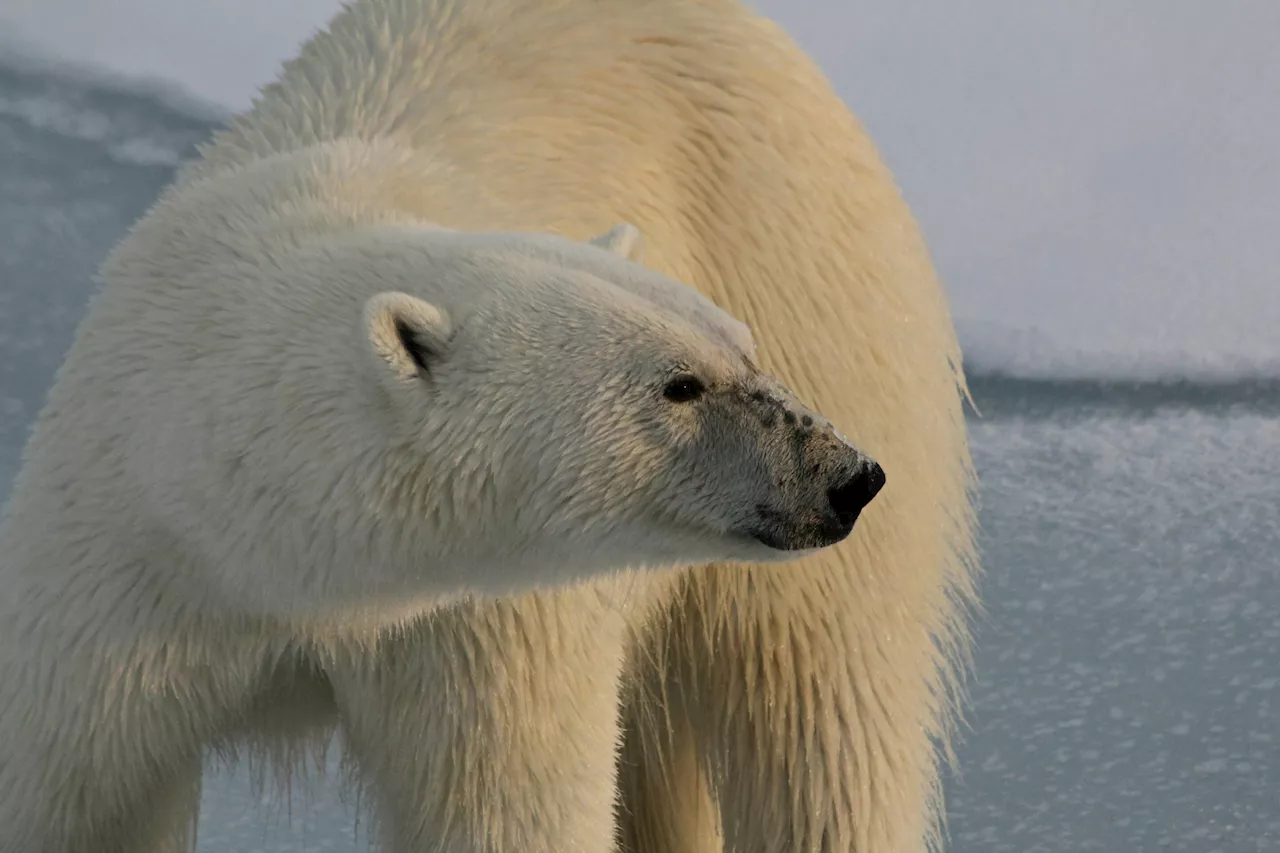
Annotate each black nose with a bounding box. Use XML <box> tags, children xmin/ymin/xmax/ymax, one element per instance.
<box><xmin>826</xmin><ymin>462</ymin><xmax>886</xmax><ymax>526</ymax></box>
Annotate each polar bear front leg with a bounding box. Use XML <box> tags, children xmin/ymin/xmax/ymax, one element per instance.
<box><xmin>0</xmin><ymin>622</ymin><xmax>264</xmax><ymax>853</ymax></box>
<box><xmin>330</xmin><ymin>588</ymin><xmax>631</xmax><ymax>853</ymax></box>
<box><xmin>620</xmin><ymin>560</ymin><xmax>949</xmax><ymax>853</ymax></box>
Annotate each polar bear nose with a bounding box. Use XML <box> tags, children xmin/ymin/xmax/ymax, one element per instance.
<box><xmin>826</xmin><ymin>461</ymin><xmax>886</xmax><ymax>528</ymax></box>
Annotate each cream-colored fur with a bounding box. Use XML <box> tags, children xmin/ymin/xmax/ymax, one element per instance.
<box><xmin>0</xmin><ymin>0</ymin><xmax>977</xmax><ymax>851</ymax></box>
<box><xmin>193</xmin><ymin>1</ymin><xmax>975</xmax><ymax>849</ymax></box>
<box><xmin>0</xmin><ymin>138</ymin><xmax>884</xmax><ymax>851</ymax></box>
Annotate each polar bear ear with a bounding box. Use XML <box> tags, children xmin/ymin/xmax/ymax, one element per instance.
<box><xmin>363</xmin><ymin>292</ymin><xmax>453</xmax><ymax>381</ymax></box>
<box><xmin>588</xmin><ymin>222</ymin><xmax>645</xmax><ymax>264</ymax></box>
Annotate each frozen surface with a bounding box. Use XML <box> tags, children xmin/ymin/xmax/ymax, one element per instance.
<box><xmin>1</xmin><ymin>43</ymin><xmax>1278</xmax><ymax>853</ymax></box>
<box><xmin>2</xmin><ymin>1</ymin><xmax>1280</xmax><ymax>381</ymax></box>
<box><xmin>949</xmin><ymin>385</ymin><xmax>1280</xmax><ymax>853</ymax></box>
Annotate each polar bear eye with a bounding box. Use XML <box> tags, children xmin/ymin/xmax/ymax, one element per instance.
<box><xmin>663</xmin><ymin>374</ymin><xmax>706</xmax><ymax>403</ymax></box>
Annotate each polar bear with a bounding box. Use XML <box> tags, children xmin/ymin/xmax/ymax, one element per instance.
<box><xmin>1</xmin><ymin>1</ymin><xmax>977</xmax><ymax>853</ymax></box>
<box><xmin>0</xmin><ymin>136</ymin><xmax>886</xmax><ymax>850</ymax></box>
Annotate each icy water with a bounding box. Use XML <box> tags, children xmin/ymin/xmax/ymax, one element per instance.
<box><xmin>1</xmin><ymin>63</ymin><xmax>1277</xmax><ymax>853</ymax></box>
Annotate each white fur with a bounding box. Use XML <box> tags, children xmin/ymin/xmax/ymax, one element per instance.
<box><xmin>0</xmin><ymin>0</ymin><xmax>978</xmax><ymax>852</ymax></box>
<box><xmin>0</xmin><ymin>79</ymin><xmax>869</xmax><ymax>853</ymax></box>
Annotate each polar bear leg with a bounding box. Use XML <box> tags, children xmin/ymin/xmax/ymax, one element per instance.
<box><xmin>0</xmin><ymin>638</ymin><xmax>251</xmax><ymax>853</ymax></box>
<box><xmin>619</xmin><ymin>564</ymin><xmax>936</xmax><ymax>853</ymax></box>
<box><xmin>616</xmin><ymin>693</ymin><xmax>720</xmax><ymax>853</ymax></box>
<box><xmin>0</xmin><ymin>733</ymin><xmax>202</xmax><ymax>853</ymax></box>
<box><xmin>330</xmin><ymin>589</ymin><xmax>631</xmax><ymax>853</ymax></box>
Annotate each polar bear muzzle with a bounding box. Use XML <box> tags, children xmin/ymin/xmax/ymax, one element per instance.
<box><xmin>726</xmin><ymin>378</ymin><xmax>887</xmax><ymax>553</ymax></box>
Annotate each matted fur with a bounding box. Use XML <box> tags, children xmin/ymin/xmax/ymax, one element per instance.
<box><xmin>187</xmin><ymin>1</ymin><xmax>978</xmax><ymax>850</ymax></box>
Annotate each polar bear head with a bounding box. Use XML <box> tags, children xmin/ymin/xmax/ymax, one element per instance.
<box><xmin>356</xmin><ymin>223</ymin><xmax>885</xmax><ymax>592</ymax></box>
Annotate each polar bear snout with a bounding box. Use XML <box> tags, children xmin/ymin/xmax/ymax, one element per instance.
<box><xmin>750</xmin><ymin>453</ymin><xmax>884</xmax><ymax>553</ymax></box>
<box><xmin>724</xmin><ymin>378</ymin><xmax>888</xmax><ymax>554</ymax></box>
<box><xmin>826</xmin><ymin>459</ymin><xmax>886</xmax><ymax>535</ymax></box>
